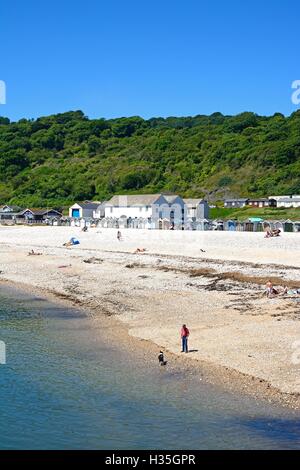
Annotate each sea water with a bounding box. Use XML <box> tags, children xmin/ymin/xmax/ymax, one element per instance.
<box><xmin>0</xmin><ymin>284</ymin><xmax>300</xmax><ymax>450</ymax></box>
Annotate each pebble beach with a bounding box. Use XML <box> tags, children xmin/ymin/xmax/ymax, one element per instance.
<box><xmin>1</xmin><ymin>225</ymin><xmax>300</xmax><ymax>408</ymax></box>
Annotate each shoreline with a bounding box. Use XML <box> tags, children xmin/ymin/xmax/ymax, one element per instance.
<box><xmin>1</xmin><ymin>226</ymin><xmax>300</xmax><ymax>410</ymax></box>
<box><xmin>1</xmin><ymin>276</ymin><xmax>300</xmax><ymax>411</ymax></box>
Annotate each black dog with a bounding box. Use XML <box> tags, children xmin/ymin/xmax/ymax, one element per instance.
<box><xmin>158</xmin><ymin>351</ymin><xmax>167</xmax><ymax>366</ymax></box>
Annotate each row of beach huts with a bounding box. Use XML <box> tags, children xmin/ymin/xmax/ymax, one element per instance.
<box><xmin>0</xmin><ymin>193</ymin><xmax>300</xmax><ymax>232</ymax></box>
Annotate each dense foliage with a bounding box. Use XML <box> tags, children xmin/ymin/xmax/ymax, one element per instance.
<box><xmin>0</xmin><ymin>110</ymin><xmax>300</xmax><ymax>208</ymax></box>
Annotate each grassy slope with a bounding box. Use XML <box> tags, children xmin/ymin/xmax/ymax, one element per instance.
<box><xmin>210</xmin><ymin>206</ymin><xmax>300</xmax><ymax>221</ymax></box>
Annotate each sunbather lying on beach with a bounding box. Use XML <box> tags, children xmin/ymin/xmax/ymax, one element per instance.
<box><xmin>28</xmin><ymin>249</ymin><xmax>42</xmax><ymax>256</ymax></box>
<box><xmin>264</xmin><ymin>228</ymin><xmax>281</xmax><ymax>238</ymax></box>
<box><xmin>266</xmin><ymin>280</ymin><xmax>288</xmax><ymax>297</ymax></box>
<box><xmin>134</xmin><ymin>248</ymin><xmax>147</xmax><ymax>253</ymax></box>
<box><xmin>63</xmin><ymin>237</ymin><xmax>80</xmax><ymax>248</ymax></box>
<box><xmin>266</xmin><ymin>280</ymin><xmax>278</xmax><ymax>297</ymax></box>
<box><xmin>264</xmin><ymin>229</ymin><xmax>272</xmax><ymax>238</ymax></box>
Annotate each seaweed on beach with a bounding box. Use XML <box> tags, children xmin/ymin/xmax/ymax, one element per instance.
<box><xmin>83</xmin><ymin>257</ymin><xmax>103</xmax><ymax>264</ymax></box>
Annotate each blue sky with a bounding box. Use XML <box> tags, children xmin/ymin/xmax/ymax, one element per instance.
<box><xmin>1</xmin><ymin>0</ymin><xmax>299</xmax><ymax>121</ymax></box>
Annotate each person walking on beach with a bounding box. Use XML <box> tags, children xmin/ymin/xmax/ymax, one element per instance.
<box><xmin>181</xmin><ymin>324</ymin><xmax>190</xmax><ymax>353</ymax></box>
<box><xmin>117</xmin><ymin>230</ymin><xmax>122</xmax><ymax>241</ymax></box>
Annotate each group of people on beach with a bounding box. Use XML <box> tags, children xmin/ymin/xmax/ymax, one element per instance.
<box><xmin>265</xmin><ymin>280</ymin><xmax>300</xmax><ymax>298</ymax></box>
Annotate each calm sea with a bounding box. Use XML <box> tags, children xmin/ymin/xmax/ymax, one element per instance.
<box><xmin>0</xmin><ymin>284</ymin><xmax>300</xmax><ymax>450</ymax></box>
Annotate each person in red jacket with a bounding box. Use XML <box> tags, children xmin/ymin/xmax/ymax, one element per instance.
<box><xmin>181</xmin><ymin>324</ymin><xmax>190</xmax><ymax>353</ymax></box>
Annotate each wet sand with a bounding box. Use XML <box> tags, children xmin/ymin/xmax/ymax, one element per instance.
<box><xmin>1</xmin><ymin>225</ymin><xmax>300</xmax><ymax>408</ymax></box>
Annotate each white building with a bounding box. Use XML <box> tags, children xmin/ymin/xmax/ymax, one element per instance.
<box><xmin>276</xmin><ymin>197</ymin><xmax>300</xmax><ymax>208</ymax></box>
<box><xmin>69</xmin><ymin>202</ymin><xmax>100</xmax><ymax>218</ymax></box>
<box><xmin>163</xmin><ymin>195</ymin><xmax>186</xmax><ymax>226</ymax></box>
<box><xmin>93</xmin><ymin>202</ymin><xmax>107</xmax><ymax>219</ymax></box>
<box><xmin>103</xmin><ymin>194</ymin><xmax>213</xmax><ymax>228</ymax></box>
<box><xmin>183</xmin><ymin>199</ymin><xmax>210</xmax><ymax>220</ymax></box>
<box><xmin>0</xmin><ymin>205</ymin><xmax>22</xmax><ymax>220</ymax></box>
<box><xmin>0</xmin><ymin>204</ymin><xmax>22</xmax><ymax>213</ymax></box>
<box><xmin>269</xmin><ymin>195</ymin><xmax>300</xmax><ymax>202</ymax></box>
<box><xmin>104</xmin><ymin>194</ymin><xmax>170</xmax><ymax>223</ymax></box>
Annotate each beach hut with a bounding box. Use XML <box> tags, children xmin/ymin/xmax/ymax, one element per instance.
<box><xmin>48</xmin><ymin>217</ymin><xmax>61</xmax><ymax>226</ymax></box>
<box><xmin>226</xmin><ymin>220</ymin><xmax>237</xmax><ymax>231</ymax></box>
<box><xmin>235</xmin><ymin>221</ymin><xmax>244</xmax><ymax>232</ymax></box>
<box><xmin>249</xmin><ymin>217</ymin><xmax>264</xmax><ymax>232</ymax></box>
<box><xmin>118</xmin><ymin>215</ymin><xmax>128</xmax><ymax>229</ymax></box>
<box><xmin>204</xmin><ymin>219</ymin><xmax>212</xmax><ymax>231</ymax></box>
<box><xmin>137</xmin><ymin>217</ymin><xmax>148</xmax><ymax>229</ymax></box>
<box><xmin>145</xmin><ymin>218</ymin><xmax>152</xmax><ymax>230</ymax></box>
<box><xmin>185</xmin><ymin>218</ymin><xmax>194</xmax><ymax>230</ymax></box>
<box><xmin>163</xmin><ymin>218</ymin><xmax>171</xmax><ymax>230</ymax></box>
<box><xmin>283</xmin><ymin>219</ymin><xmax>294</xmax><ymax>233</ymax></box>
<box><xmin>80</xmin><ymin>218</ymin><xmax>93</xmax><ymax>228</ymax></box>
<box><xmin>272</xmin><ymin>220</ymin><xmax>284</xmax><ymax>231</ymax></box>
<box><xmin>105</xmin><ymin>217</ymin><xmax>112</xmax><ymax>228</ymax></box>
<box><xmin>157</xmin><ymin>218</ymin><xmax>170</xmax><ymax>230</ymax></box>
<box><xmin>293</xmin><ymin>221</ymin><xmax>300</xmax><ymax>232</ymax></box>
<box><xmin>126</xmin><ymin>217</ymin><xmax>133</xmax><ymax>229</ymax></box>
<box><xmin>69</xmin><ymin>202</ymin><xmax>99</xmax><ymax>219</ymax></box>
<box><xmin>195</xmin><ymin>218</ymin><xmax>210</xmax><ymax>231</ymax></box>
<box><xmin>241</xmin><ymin>219</ymin><xmax>255</xmax><ymax>232</ymax></box>
<box><xmin>59</xmin><ymin>217</ymin><xmax>70</xmax><ymax>227</ymax></box>
<box><xmin>103</xmin><ymin>218</ymin><xmax>108</xmax><ymax>228</ymax></box>
<box><xmin>212</xmin><ymin>220</ymin><xmax>224</xmax><ymax>231</ymax></box>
